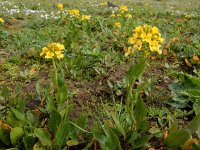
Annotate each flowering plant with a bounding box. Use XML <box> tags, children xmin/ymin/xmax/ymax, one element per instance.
<box><xmin>127</xmin><ymin>24</ymin><xmax>164</xmax><ymax>56</ymax></box>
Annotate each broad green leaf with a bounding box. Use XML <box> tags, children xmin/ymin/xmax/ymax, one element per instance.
<box><xmin>125</xmin><ymin>59</ymin><xmax>146</xmax><ymax>86</ymax></box>
<box><xmin>127</xmin><ymin>131</ymin><xmax>139</xmax><ymax>144</ymax></box>
<box><xmin>50</xmin><ymin>70</ymin><xmax>57</xmax><ymax>87</ymax></box>
<box><xmin>11</xmin><ymin>108</ymin><xmax>26</xmax><ymax>122</ymax></box>
<box><xmin>134</xmin><ymin>135</ymin><xmax>152</xmax><ymax>149</ymax></box>
<box><xmin>1</xmin><ymin>86</ymin><xmax>9</xmax><ymax>98</ymax></box>
<box><xmin>183</xmin><ymin>89</ymin><xmax>200</xmax><ymax>98</ymax></box>
<box><xmin>23</xmin><ymin>136</ymin><xmax>35</xmax><ymax>150</ymax></box>
<box><xmin>93</xmin><ymin>130</ymin><xmax>106</xmax><ymax>147</ymax></box>
<box><xmin>57</xmin><ymin>72</ymin><xmax>65</xmax><ymax>88</ymax></box>
<box><xmin>54</xmin><ymin>122</ymin><xmax>69</xmax><ymax>148</ymax></box>
<box><xmin>193</xmin><ymin>101</ymin><xmax>200</xmax><ymax>115</ymax></box>
<box><xmin>6</xmin><ymin>112</ymin><xmax>26</xmax><ymax>127</ymax></box>
<box><xmin>10</xmin><ymin>127</ymin><xmax>24</xmax><ymax>145</ymax></box>
<box><xmin>104</xmin><ymin>128</ymin><xmax>122</xmax><ymax>150</ymax></box>
<box><xmin>56</xmin><ymin>85</ymin><xmax>68</xmax><ymax>104</ymax></box>
<box><xmin>192</xmin><ymin>143</ymin><xmax>200</xmax><ymax>150</ymax></box>
<box><xmin>35</xmin><ymin>128</ymin><xmax>51</xmax><ymax>146</ymax></box>
<box><xmin>48</xmin><ymin>110</ymin><xmax>62</xmax><ymax>134</ymax></box>
<box><xmin>0</xmin><ymin>128</ymin><xmax>11</xmax><ymax>145</ymax></box>
<box><xmin>134</xmin><ymin>96</ymin><xmax>147</xmax><ymax>128</ymax></box>
<box><xmin>26</xmin><ymin>110</ymin><xmax>39</xmax><ymax>126</ymax></box>
<box><xmin>136</xmin><ymin>120</ymin><xmax>148</xmax><ymax>132</ymax></box>
<box><xmin>16</xmin><ymin>98</ymin><xmax>26</xmax><ymax>113</ymax></box>
<box><xmin>164</xmin><ymin>129</ymin><xmax>190</xmax><ymax>148</ymax></box>
<box><xmin>187</xmin><ymin>113</ymin><xmax>200</xmax><ymax>134</ymax></box>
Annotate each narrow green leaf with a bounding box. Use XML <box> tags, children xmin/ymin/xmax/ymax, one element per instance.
<box><xmin>54</xmin><ymin>122</ymin><xmax>69</xmax><ymax>148</ymax></box>
<box><xmin>110</xmin><ymin>113</ymin><xmax>126</xmax><ymax>137</ymax></box>
<box><xmin>76</xmin><ymin>115</ymin><xmax>88</xmax><ymax>129</ymax></box>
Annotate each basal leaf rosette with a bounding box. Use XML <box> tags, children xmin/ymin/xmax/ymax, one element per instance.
<box><xmin>128</xmin><ymin>24</ymin><xmax>164</xmax><ymax>57</ymax></box>
<box><xmin>40</xmin><ymin>43</ymin><xmax>65</xmax><ymax>60</ymax></box>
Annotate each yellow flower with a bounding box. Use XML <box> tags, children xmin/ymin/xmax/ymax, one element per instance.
<box><xmin>57</xmin><ymin>44</ymin><xmax>64</xmax><ymax>51</ymax></box>
<box><xmin>124</xmin><ymin>47</ymin><xmax>134</xmax><ymax>57</ymax></box>
<box><xmin>149</xmin><ymin>41</ymin><xmax>162</xmax><ymax>54</ymax></box>
<box><xmin>128</xmin><ymin>24</ymin><xmax>164</xmax><ymax>55</ymax></box>
<box><xmin>40</xmin><ymin>47</ymin><xmax>48</xmax><ymax>56</ymax></box>
<box><xmin>146</xmin><ymin>33</ymin><xmax>152</xmax><ymax>42</ymax></box>
<box><xmin>110</xmin><ymin>14</ymin><xmax>115</xmax><ymax>17</ymax></box>
<box><xmin>133</xmin><ymin>26</ymin><xmax>142</xmax><ymax>33</ymax></box>
<box><xmin>57</xmin><ymin>3</ymin><xmax>64</xmax><ymax>10</ymax></box>
<box><xmin>0</xmin><ymin>18</ymin><xmax>4</xmax><ymax>23</ymax></box>
<box><xmin>152</xmin><ymin>26</ymin><xmax>159</xmax><ymax>34</ymax></box>
<box><xmin>40</xmin><ymin>43</ymin><xmax>65</xmax><ymax>59</ymax></box>
<box><xmin>81</xmin><ymin>15</ymin><xmax>91</xmax><ymax>21</ymax></box>
<box><xmin>119</xmin><ymin>5</ymin><xmax>128</xmax><ymax>13</ymax></box>
<box><xmin>55</xmin><ymin>51</ymin><xmax>64</xmax><ymax>59</ymax></box>
<box><xmin>116</xmin><ymin>14</ymin><xmax>121</xmax><ymax>17</ymax></box>
<box><xmin>140</xmin><ymin>32</ymin><xmax>147</xmax><ymax>40</ymax></box>
<box><xmin>171</xmin><ymin>37</ymin><xmax>179</xmax><ymax>43</ymax></box>
<box><xmin>159</xmin><ymin>37</ymin><xmax>164</xmax><ymax>43</ymax></box>
<box><xmin>67</xmin><ymin>9</ymin><xmax>80</xmax><ymax>16</ymax></box>
<box><xmin>128</xmin><ymin>37</ymin><xmax>137</xmax><ymax>44</ymax></box>
<box><xmin>185</xmin><ymin>14</ymin><xmax>191</xmax><ymax>19</ymax></box>
<box><xmin>135</xmin><ymin>40</ymin><xmax>142</xmax><ymax>50</ymax></box>
<box><xmin>125</xmin><ymin>14</ymin><xmax>132</xmax><ymax>19</ymax></box>
<box><xmin>114</xmin><ymin>22</ymin><xmax>121</xmax><ymax>28</ymax></box>
<box><xmin>45</xmin><ymin>51</ymin><xmax>55</xmax><ymax>59</ymax></box>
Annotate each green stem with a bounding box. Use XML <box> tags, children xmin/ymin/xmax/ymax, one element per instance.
<box><xmin>52</xmin><ymin>59</ymin><xmax>58</xmax><ymax>88</ymax></box>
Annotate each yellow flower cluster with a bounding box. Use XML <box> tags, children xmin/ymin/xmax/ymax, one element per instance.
<box><xmin>57</xmin><ymin>3</ymin><xmax>64</xmax><ymax>10</ymax></box>
<box><xmin>128</xmin><ymin>24</ymin><xmax>164</xmax><ymax>54</ymax></box>
<box><xmin>125</xmin><ymin>14</ymin><xmax>132</xmax><ymax>19</ymax></box>
<box><xmin>67</xmin><ymin>9</ymin><xmax>80</xmax><ymax>17</ymax></box>
<box><xmin>113</xmin><ymin>22</ymin><xmax>121</xmax><ymax>28</ymax></box>
<box><xmin>81</xmin><ymin>15</ymin><xmax>91</xmax><ymax>21</ymax></box>
<box><xmin>110</xmin><ymin>5</ymin><xmax>132</xmax><ymax>19</ymax></box>
<box><xmin>0</xmin><ymin>18</ymin><xmax>4</xmax><ymax>23</ymax></box>
<box><xmin>119</xmin><ymin>5</ymin><xmax>128</xmax><ymax>13</ymax></box>
<box><xmin>40</xmin><ymin>43</ymin><xmax>65</xmax><ymax>59</ymax></box>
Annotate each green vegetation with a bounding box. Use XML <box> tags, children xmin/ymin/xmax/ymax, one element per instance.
<box><xmin>0</xmin><ymin>0</ymin><xmax>200</xmax><ymax>149</ymax></box>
